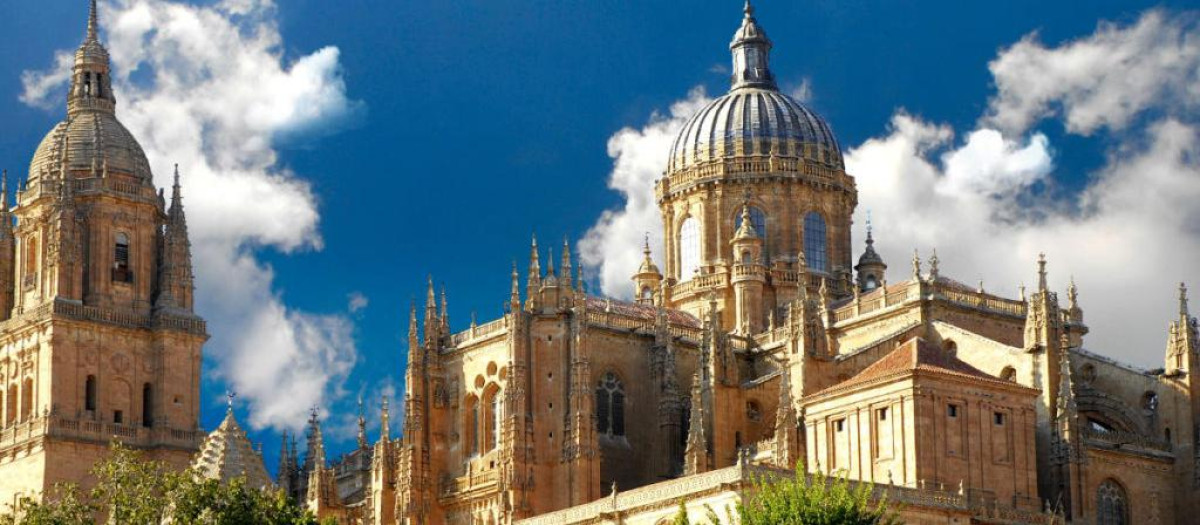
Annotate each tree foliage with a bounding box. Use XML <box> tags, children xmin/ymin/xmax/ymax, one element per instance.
<box><xmin>0</xmin><ymin>442</ymin><xmax>319</xmax><ymax>525</ymax></box>
<box><xmin>733</xmin><ymin>465</ymin><xmax>901</xmax><ymax>525</ymax></box>
<box><xmin>672</xmin><ymin>465</ymin><xmax>902</xmax><ymax>525</ymax></box>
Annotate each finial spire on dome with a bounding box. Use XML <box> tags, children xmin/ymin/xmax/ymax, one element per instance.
<box><xmin>729</xmin><ymin>0</ymin><xmax>775</xmax><ymax>90</ymax></box>
<box><xmin>226</xmin><ymin>391</ymin><xmax>236</xmax><ymax>414</ymax></box>
<box><xmin>87</xmin><ymin>0</ymin><xmax>99</xmax><ymax>43</ymax></box>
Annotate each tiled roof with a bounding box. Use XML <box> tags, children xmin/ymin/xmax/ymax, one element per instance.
<box><xmin>584</xmin><ymin>296</ymin><xmax>701</xmax><ymax>328</ymax></box>
<box><xmin>813</xmin><ymin>337</ymin><xmax>1022</xmax><ymax>397</ymax></box>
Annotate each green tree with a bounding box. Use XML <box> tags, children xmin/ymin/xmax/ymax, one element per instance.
<box><xmin>731</xmin><ymin>465</ymin><xmax>902</xmax><ymax>525</ymax></box>
<box><xmin>0</xmin><ymin>442</ymin><xmax>319</xmax><ymax>525</ymax></box>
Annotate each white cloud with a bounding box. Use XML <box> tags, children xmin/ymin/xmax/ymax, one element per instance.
<box><xmin>20</xmin><ymin>0</ymin><xmax>363</xmax><ymax>430</ymax></box>
<box><xmin>986</xmin><ymin>10</ymin><xmax>1200</xmax><ymax>136</ymax></box>
<box><xmin>583</xmin><ymin>9</ymin><xmax>1200</xmax><ymax>368</ymax></box>
<box><xmin>347</xmin><ymin>292</ymin><xmax>369</xmax><ymax>314</ymax></box>
<box><xmin>578</xmin><ymin>87</ymin><xmax>712</xmax><ymax>297</ymax></box>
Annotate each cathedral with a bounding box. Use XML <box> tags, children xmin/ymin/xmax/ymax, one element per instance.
<box><xmin>0</xmin><ymin>0</ymin><xmax>206</xmax><ymax>508</ymax></box>
<box><xmin>4</xmin><ymin>2</ymin><xmax>1200</xmax><ymax>525</ymax></box>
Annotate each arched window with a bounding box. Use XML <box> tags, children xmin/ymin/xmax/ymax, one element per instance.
<box><xmin>944</xmin><ymin>340</ymin><xmax>958</xmax><ymax>357</ymax></box>
<box><xmin>736</xmin><ymin>207</ymin><xmax>768</xmax><ymax>256</ymax></box>
<box><xmin>864</xmin><ymin>276</ymin><xmax>878</xmax><ymax>291</ymax></box>
<box><xmin>679</xmin><ymin>217</ymin><xmax>700</xmax><ymax>281</ymax></box>
<box><xmin>803</xmin><ymin>212</ymin><xmax>827</xmax><ymax>272</ymax></box>
<box><xmin>114</xmin><ymin>232</ymin><xmax>131</xmax><ymax>283</ymax></box>
<box><xmin>1097</xmin><ymin>479</ymin><xmax>1129</xmax><ymax>525</ymax></box>
<box><xmin>142</xmin><ymin>383</ymin><xmax>153</xmax><ymax>428</ymax></box>
<box><xmin>596</xmin><ymin>372</ymin><xmax>625</xmax><ymax>437</ymax></box>
<box><xmin>85</xmin><ymin>375</ymin><xmax>97</xmax><ymax>411</ymax></box>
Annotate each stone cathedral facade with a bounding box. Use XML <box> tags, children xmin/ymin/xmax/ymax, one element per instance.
<box><xmin>0</xmin><ymin>1</ymin><xmax>206</xmax><ymax>508</ymax></box>
<box><xmin>299</xmin><ymin>4</ymin><xmax>1200</xmax><ymax>525</ymax></box>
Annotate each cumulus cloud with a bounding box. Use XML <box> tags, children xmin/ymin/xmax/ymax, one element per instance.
<box><xmin>986</xmin><ymin>10</ymin><xmax>1200</xmax><ymax>136</ymax></box>
<box><xmin>578</xmin><ymin>87</ymin><xmax>712</xmax><ymax>297</ymax></box>
<box><xmin>583</xmin><ymin>9</ymin><xmax>1200</xmax><ymax>368</ymax></box>
<box><xmin>20</xmin><ymin>0</ymin><xmax>363</xmax><ymax>430</ymax></box>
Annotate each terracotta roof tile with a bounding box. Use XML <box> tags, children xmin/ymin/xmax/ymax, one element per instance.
<box><xmin>815</xmin><ymin>337</ymin><xmax>1016</xmax><ymax>396</ymax></box>
<box><xmin>584</xmin><ymin>296</ymin><xmax>701</xmax><ymax>328</ymax></box>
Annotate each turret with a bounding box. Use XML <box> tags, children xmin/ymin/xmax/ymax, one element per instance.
<box><xmin>632</xmin><ymin>235</ymin><xmax>663</xmax><ymax>305</ymax></box>
<box><xmin>1166</xmin><ymin>283</ymin><xmax>1199</xmax><ymax>376</ymax></box>
<box><xmin>731</xmin><ymin>203</ymin><xmax>765</xmax><ymax>334</ymax></box>
<box><xmin>854</xmin><ymin>217</ymin><xmax>886</xmax><ymax>291</ymax></box>
<box><xmin>68</xmin><ymin>0</ymin><xmax>116</xmax><ymax>116</ymax></box>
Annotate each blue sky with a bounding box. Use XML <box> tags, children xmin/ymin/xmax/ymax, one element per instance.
<box><xmin>2</xmin><ymin>0</ymin><xmax>1199</xmax><ymax>473</ymax></box>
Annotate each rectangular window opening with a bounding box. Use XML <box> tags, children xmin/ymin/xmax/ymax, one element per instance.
<box><xmin>947</xmin><ymin>404</ymin><xmax>959</xmax><ymax>418</ymax></box>
<box><xmin>994</xmin><ymin>412</ymin><xmax>1005</xmax><ymax>425</ymax></box>
<box><xmin>878</xmin><ymin>407</ymin><xmax>888</xmax><ymax>421</ymax></box>
<box><xmin>834</xmin><ymin>418</ymin><xmax>845</xmax><ymax>432</ymax></box>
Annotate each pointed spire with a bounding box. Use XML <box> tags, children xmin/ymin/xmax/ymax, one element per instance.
<box><xmin>87</xmin><ymin>0</ymin><xmax>99</xmax><ymax>43</ymax></box>
<box><xmin>562</xmin><ymin>237</ymin><xmax>573</xmax><ymax>287</ymax></box>
<box><xmin>425</xmin><ymin>276</ymin><xmax>436</xmax><ymax>312</ymax></box>
<box><xmin>928</xmin><ymin>249</ymin><xmax>939</xmax><ymax>280</ymax></box>
<box><xmin>408</xmin><ymin>300</ymin><xmax>419</xmax><ymax>344</ymax></box>
<box><xmin>440</xmin><ymin>284</ymin><xmax>449</xmax><ymax>330</ymax></box>
<box><xmin>911</xmin><ymin>249</ymin><xmax>922</xmax><ymax>280</ymax></box>
<box><xmin>527</xmin><ymin>234</ymin><xmax>542</xmax><ymax>293</ymax></box>
<box><xmin>1037</xmin><ymin>252</ymin><xmax>1048</xmax><ymax>292</ymax></box>
<box><xmin>1180</xmin><ymin>282</ymin><xmax>1190</xmax><ymax>318</ymax></box>
<box><xmin>684</xmin><ymin>373</ymin><xmax>710</xmax><ymax>475</ymax></box>
<box><xmin>357</xmin><ymin>397</ymin><xmax>368</xmax><ymax>449</ymax></box>
<box><xmin>546</xmin><ymin>247</ymin><xmax>556</xmax><ymax>279</ymax></box>
<box><xmin>380</xmin><ymin>394</ymin><xmax>391</xmax><ymax>441</ymax></box>
<box><xmin>1</xmin><ymin>169</ymin><xmax>8</xmax><ymax>210</ymax></box>
<box><xmin>1067</xmin><ymin>277</ymin><xmax>1079</xmax><ymax>310</ymax></box>
<box><xmin>510</xmin><ymin>261</ymin><xmax>521</xmax><ymax>311</ymax></box>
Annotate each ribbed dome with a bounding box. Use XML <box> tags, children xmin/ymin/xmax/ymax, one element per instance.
<box><xmin>666</xmin><ymin>2</ymin><xmax>843</xmax><ymax>174</ymax></box>
<box><xmin>667</xmin><ymin>88</ymin><xmax>842</xmax><ymax>173</ymax></box>
<box><xmin>28</xmin><ymin>111</ymin><xmax>153</xmax><ymax>183</ymax></box>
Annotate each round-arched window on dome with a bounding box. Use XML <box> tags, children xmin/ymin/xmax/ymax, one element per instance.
<box><xmin>804</xmin><ymin>212</ymin><xmax>827</xmax><ymax>272</ymax></box>
<box><xmin>679</xmin><ymin>218</ymin><xmax>700</xmax><ymax>281</ymax></box>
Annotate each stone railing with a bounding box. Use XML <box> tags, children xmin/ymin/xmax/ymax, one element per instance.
<box><xmin>3</xmin><ymin>299</ymin><xmax>206</xmax><ymax>335</ymax></box>
<box><xmin>448</xmin><ymin>318</ymin><xmax>508</xmax><ymax>348</ymax></box>
<box><xmin>831</xmin><ymin>280</ymin><xmax>1029</xmax><ymax>325</ymax></box>
<box><xmin>440</xmin><ymin>468</ymin><xmax>500</xmax><ymax>499</ymax></box>
<box><xmin>936</xmin><ymin>286</ymin><xmax>1027</xmax><ymax>317</ymax></box>
<box><xmin>0</xmin><ymin>415</ymin><xmax>203</xmax><ymax>451</ymax></box>
<box><xmin>585</xmin><ymin>310</ymin><xmax>647</xmax><ymax>332</ymax></box>
<box><xmin>517</xmin><ymin>464</ymin><xmax>994</xmax><ymax>525</ymax></box>
<box><xmin>17</xmin><ymin>176</ymin><xmax>155</xmax><ymax>204</ymax></box>
<box><xmin>658</xmin><ymin>155</ymin><xmax>851</xmax><ymax>200</ymax></box>
<box><xmin>668</xmin><ymin>324</ymin><xmax>704</xmax><ymax>342</ymax></box>
<box><xmin>731</xmin><ymin>265</ymin><xmax>767</xmax><ymax>283</ymax></box>
<box><xmin>1081</xmin><ymin>428</ymin><xmax>1173</xmax><ymax>454</ymax></box>
<box><xmin>671</xmin><ymin>273</ymin><xmax>727</xmax><ymax>298</ymax></box>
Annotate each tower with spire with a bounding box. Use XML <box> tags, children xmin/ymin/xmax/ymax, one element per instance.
<box><xmin>0</xmin><ymin>2</ymin><xmax>207</xmax><ymax>506</ymax></box>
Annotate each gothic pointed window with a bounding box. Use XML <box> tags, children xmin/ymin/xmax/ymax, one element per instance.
<box><xmin>679</xmin><ymin>217</ymin><xmax>700</xmax><ymax>281</ymax></box>
<box><xmin>596</xmin><ymin>372</ymin><xmax>625</xmax><ymax>437</ymax></box>
<box><xmin>1097</xmin><ymin>479</ymin><xmax>1129</xmax><ymax>525</ymax></box>
<box><xmin>113</xmin><ymin>232</ymin><xmax>131</xmax><ymax>283</ymax></box>
<box><xmin>804</xmin><ymin>212</ymin><xmax>827</xmax><ymax>273</ymax></box>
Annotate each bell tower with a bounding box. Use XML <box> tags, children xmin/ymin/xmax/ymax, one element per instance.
<box><xmin>655</xmin><ymin>1</ymin><xmax>857</xmax><ymax>333</ymax></box>
<box><xmin>0</xmin><ymin>1</ymin><xmax>207</xmax><ymax>505</ymax></box>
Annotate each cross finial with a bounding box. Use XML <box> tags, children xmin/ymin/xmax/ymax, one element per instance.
<box><xmin>226</xmin><ymin>391</ymin><xmax>236</xmax><ymax>413</ymax></box>
<box><xmin>744</xmin><ymin>0</ymin><xmax>754</xmax><ymax>17</ymax></box>
<box><xmin>865</xmin><ymin>210</ymin><xmax>873</xmax><ymax>243</ymax></box>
